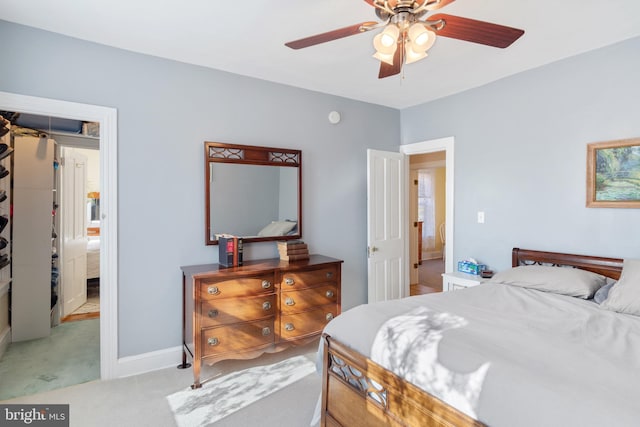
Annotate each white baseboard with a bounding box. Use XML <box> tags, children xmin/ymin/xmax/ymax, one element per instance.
<box><xmin>114</xmin><ymin>345</ymin><xmax>183</xmax><ymax>378</ymax></box>
<box><xmin>0</xmin><ymin>326</ymin><xmax>10</xmax><ymax>361</ymax></box>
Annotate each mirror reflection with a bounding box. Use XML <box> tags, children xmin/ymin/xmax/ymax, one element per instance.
<box><xmin>209</xmin><ymin>163</ymin><xmax>298</xmax><ymax>239</ymax></box>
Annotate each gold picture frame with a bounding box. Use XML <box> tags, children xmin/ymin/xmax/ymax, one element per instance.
<box><xmin>586</xmin><ymin>137</ymin><xmax>640</xmax><ymax>208</ymax></box>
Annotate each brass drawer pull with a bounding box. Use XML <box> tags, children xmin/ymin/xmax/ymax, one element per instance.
<box><xmin>326</xmin><ymin>290</ymin><xmax>335</xmax><ymax>298</ymax></box>
<box><xmin>207</xmin><ymin>337</ymin><xmax>219</xmax><ymax>346</ymax></box>
<box><xmin>208</xmin><ymin>309</ymin><xmax>219</xmax><ymax>318</ymax></box>
<box><xmin>207</xmin><ymin>286</ymin><xmax>220</xmax><ymax>295</ymax></box>
<box><xmin>326</xmin><ymin>271</ymin><xmax>334</xmax><ymax>279</ymax></box>
<box><xmin>285</xmin><ymin>297</ymin><xmax>295</xmax><ymax>306</ymax></box>
<box><xmin>262</xmin><ymin>327</ymin><xmax>271</xmax><ymax>336</ymax></box>
<box><xmin>284</xmin><ymin>323</ymin><xmax>295</xmax><ymax>331</ymax></box>
<box><xmin>326</xmin><ymin>313</ymin><xmax>334</xmax><ymax>321</ymax></box>
<box><xmin>284</xmin><ymin>278</ymin><xmax>295</xmax><ymax>286</ymax></box>
<box><xmin>262</xmin><ymin>280</ymin><xmax>271</xmax><ymax>289</ymax></box>
<box><xmin>262</xmin><ymin>301</ymin><xmax>272</xmax><ymax>311</ymax></box>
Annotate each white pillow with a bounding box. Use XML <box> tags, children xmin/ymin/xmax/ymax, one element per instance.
<box><xmin>257</xmin><ymin>221</ymin><xmax>297</xmax><ymax>237</ymax></box>
<box><xmin>601</xmin><ymin>259</ymin><xmax>640</xmax><ymax>316</ymax></box>
<box><xmin>488</xmin><ymin>265</ymin><xmax>607</xmax><ymax>299</ymax></box>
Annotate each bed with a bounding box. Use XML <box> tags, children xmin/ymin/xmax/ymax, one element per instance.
<box><xmin>317</xmin><ymin>248</ymin><xmax>640</xmax><ymax>427</ymax></box>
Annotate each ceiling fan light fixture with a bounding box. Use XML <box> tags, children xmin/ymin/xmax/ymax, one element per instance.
<box><xmin>373</xmin><ymin>34</ymin><xmax>393</xmax><ymax>54</ymax></box>
<box><xmin>381</xmin><ymin>24</ymin><xmax>400</xmax><ymax>44</ymax></box>
<box><xmin>405</xmin><ymin>44</ymin><xmax>428</xmax><ymax>64</ymax></box>
<box><xmin>408</xmin><ymin>23</ymin><xmax>435</xmax><ymax>51</ymax></box>
<box><xmin>373</xmin><ymin>24</ymin><xmax>400</xmax><ymax>54</ymax></box>
<box><xmin>373</xmin><ymin>51</ymin><xmax>395</xmax><ymax>65</ymax></box>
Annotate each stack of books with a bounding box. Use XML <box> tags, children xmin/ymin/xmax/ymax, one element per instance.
<box><xmin>277</xmin><ymin>240</ymin><xmax>309</xmax><ymax>261</ymax></box>
<box><xmin>217</xmin><ymin>234</ymin><xmax>243</xmax><ymax>267</ymax></box>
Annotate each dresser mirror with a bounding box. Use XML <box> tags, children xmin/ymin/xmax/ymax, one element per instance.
<box><xmin>205</xmin><ymin>141</ymin><xmax>302</xmax><ymax>245</ymax></box>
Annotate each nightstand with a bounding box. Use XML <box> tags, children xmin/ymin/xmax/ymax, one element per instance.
<box><xmin>442</xmin><ymin>271</ymin><xmax>484</xmax><ymax>292</ymax></box>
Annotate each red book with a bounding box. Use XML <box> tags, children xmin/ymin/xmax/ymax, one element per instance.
<box><xmin>218</xmin><ymin>235</ymin><xmax>243</xmax><ymax>267</ymax></box>
<box><xmin>218</xmin><ymin>236</ymin><xmax>235</xmax><ymax>267</ymax></box>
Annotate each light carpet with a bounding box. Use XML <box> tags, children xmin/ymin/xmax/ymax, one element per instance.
<box><xmin>167</xmin><ymin>355</ymin><xmax>316</xmax><ymax>427</ymax></box>
<box><xmin>0</xmin><ymin>318</ymin><xmax>100</xmax><ymax>400</ymax></box>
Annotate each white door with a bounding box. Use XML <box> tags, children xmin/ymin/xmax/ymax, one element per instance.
<box><xmin>60</xmin><ymin>147</ymin><xmax>88</xmax><ymax>317</ymax></box>
<box><xmin>367</xmin><ymin>149</ymin><xmax>407</xmax><ymax>303</ymax></box>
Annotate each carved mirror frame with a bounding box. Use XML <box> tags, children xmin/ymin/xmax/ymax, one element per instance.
<box><xmin>205</xmin><ymin>141</ymin><xmax>302</xmax><ymax>245</ymax></box>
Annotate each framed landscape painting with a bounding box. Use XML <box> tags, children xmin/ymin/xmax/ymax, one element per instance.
<box><xmin>587</xmin><ymin>138</ymin><xmax>640</xmax><ymax>208</ymax></box>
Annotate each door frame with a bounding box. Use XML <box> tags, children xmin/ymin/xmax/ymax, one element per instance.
<box><xmin>400</xmin><ymin>137</ymin><xmax>455</xmax><ymax>273</ymax></box>
<box><xmin>0</xmin><ymin>91</ymin><xmax>118</xmax><ymax>380</ymax></box>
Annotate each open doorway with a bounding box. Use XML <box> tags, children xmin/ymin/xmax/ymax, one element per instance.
<box><xmin>400</xmin><ymin>137</ymin><xmax>455</xmax><ymax>297</ymax></box>
<box><xmin>0</xmin><ymin>113</ymin><xmax>101</xmax><ymax>399</ymax></box>
<box><xmin>0</xmin><ymin>91</ymin><xmax>118</xmax><ymax>380</ymax></box>
<box><xmin>409</xmin><ymin>151</ymin><xmax>446</xmax><ymax>295</ymax></box>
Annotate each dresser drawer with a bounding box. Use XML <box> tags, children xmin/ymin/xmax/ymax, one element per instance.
<box><xmin>202</xmin><ymin>319</ymin><xmax>275</xmax><ymax>357</ymax></box>
<box><xmin>281</xmin><ymin>285</ymin><xmax>338</xmax><ymax>314</ymax></box>
<box><xmin>281</xmin><ymin>266</ymin><xmax>337</xmax><ymax>289</ymax></box>
<box><xmin>201</xmin><ymin>294</ymin><xmax>277</xmax><ymax>327</ymax></box>
<box><xmin>280</xmin><ymin>305</ymin><xmax>337</xmax><ymax>340</ymax></box>
<box><xmin>199</xmin><ymin>274</ymin><xmax>275</xmax><ymax>300</ymax></box>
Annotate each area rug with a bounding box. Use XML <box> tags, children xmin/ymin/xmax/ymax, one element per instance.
<box><xmin>166</xmin><ymin>355</ymin><xmax>316</xmax><ymax>426</ymax></box>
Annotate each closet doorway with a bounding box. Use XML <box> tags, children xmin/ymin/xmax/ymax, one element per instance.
<box><xmin>0</xmin><ymin>90</ymin><xmax>118</xmax><ymax>382</ymax></box>
<box><xmin>0</xmin><ymin>114</ymin><xmax>102</xmax><ymax>399</ymax></box>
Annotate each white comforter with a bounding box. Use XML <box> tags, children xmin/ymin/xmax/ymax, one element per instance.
<box><xmin>320</xmin><ymin>283</ymin><xmax>640</xmax><ymax>427</ymax></box>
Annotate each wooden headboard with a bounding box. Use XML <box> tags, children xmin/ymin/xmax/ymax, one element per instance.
<box><xmin>512</xmin><ymin>248</ymin><xmax>623</xmax><ymax>280</ymax></box>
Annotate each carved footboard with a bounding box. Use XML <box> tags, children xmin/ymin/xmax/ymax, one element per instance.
<box><xmin>320</xmin><ymin>334</ymin><xmax>485</xmax><ymax>427</ymax></box>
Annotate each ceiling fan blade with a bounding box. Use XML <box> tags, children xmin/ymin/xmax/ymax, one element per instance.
<box><xmin>428</xmin><ymin>13</ymin><xmax>524</xmax><ymax>48</ymax></box>
<box><xmin>285</xmin><ymin>22</ymin><xmax>379</xmax><ymax>49</ymax></box>
<box><xmin>378</xmin><ymin>46</ymin><xmax>404</xmax><ymax>79</ymax></box>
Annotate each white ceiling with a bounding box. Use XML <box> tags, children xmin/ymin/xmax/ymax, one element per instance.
<box><xmin>2</xmin><ymin>0</ymin><xmax>640</xmax><ymax>109</ymax></box>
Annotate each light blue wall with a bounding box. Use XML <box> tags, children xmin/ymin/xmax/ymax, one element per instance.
<box><xmin>0</xmin><ymin>20</ymin><xmax>400</xmax><ymax>357</ymax></box>
<box><xmin>401</xmin><ymin>36</ymin><xmax>640</xmax><ymax>272</ymax></box>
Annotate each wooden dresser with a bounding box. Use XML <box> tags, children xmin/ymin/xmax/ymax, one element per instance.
<box><xmin>180</xmin><ymin>255</ymin><xmax>342</xmax><ymax>388</ymax></box>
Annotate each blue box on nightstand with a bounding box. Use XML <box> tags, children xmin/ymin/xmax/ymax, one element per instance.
<box><xmin>457</xmin><ymin>261</ymin><xmax>487</xmax><ymax>275</ymax></box>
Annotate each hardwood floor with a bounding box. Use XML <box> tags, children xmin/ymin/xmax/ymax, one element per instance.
<box><xmin>410</xmin><ymin>257</ymin><xmax>444</xmax><ymax>296</ymax></box>
<box><xmin>61</xmin><ymin>281</ymin><xmax>100</xmax><ymax>323</ymax></box>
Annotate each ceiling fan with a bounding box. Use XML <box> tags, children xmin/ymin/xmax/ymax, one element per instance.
<box><xmin>285</xmin><ymin>0</ymin><xmax>525</xmax><ymax>79</ymax></box>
